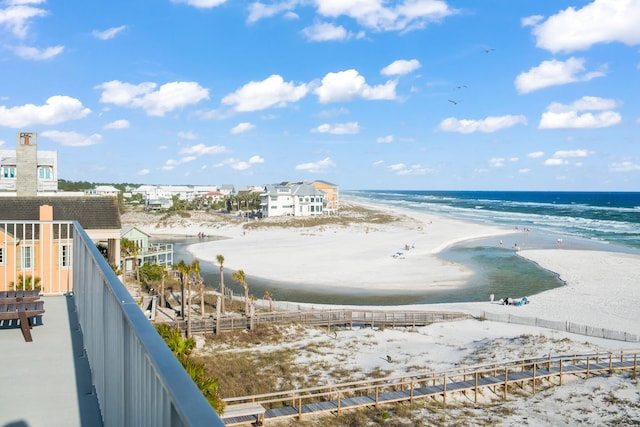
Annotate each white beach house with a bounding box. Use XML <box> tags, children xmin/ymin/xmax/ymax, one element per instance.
<box><xmin>260</xmin><ymin>182</ymin><xmax>325</xmax><ymax>217</ymax></box>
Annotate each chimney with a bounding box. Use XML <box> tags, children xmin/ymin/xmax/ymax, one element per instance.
<box><xmin>16</xmin><ymin>131</ymin><xmax>38</xmax><ymax>197</ymax></box>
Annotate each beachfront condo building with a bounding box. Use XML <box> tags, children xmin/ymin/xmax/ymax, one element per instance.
<box><xmin>260</xmin><ymin>182</ymin><xmax>325</xmax><ymax>217</ymax></box>
<box><xmin>311</xmin><ymin>180</ymin><xmax>339</xmax><ymax>214</ymax></box>
<box><xmin>0</xmin><ymin>132</ymin><xmax>58</xmax><ymax>195</ymax></box>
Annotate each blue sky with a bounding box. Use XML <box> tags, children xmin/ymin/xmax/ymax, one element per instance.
<box><xmin>0</xmin><ymin>0</ymin><xmax>639</xmax><ymax>191</ymax></box>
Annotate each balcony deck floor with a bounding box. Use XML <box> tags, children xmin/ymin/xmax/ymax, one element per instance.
<box><xmin>0</xmin><ymin>295</ymin><xmax>103</xmax><ymax>426</ymax></box>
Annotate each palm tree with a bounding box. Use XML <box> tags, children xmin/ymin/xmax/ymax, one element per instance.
<box><xmin>190</xmin><ymin>259</ymin><xmax>204</xmax><ymax>322</ymax></box>
<box><xmin>264</xmin><ymin>290</ymin><xmax>274</xmax><ymax>312</ymax></box>
<box><xmin>231</xmin><ymin>269</ymin><xmax>249</xmax><ymax>316</ymax></box>
<box><xmin>120</xmin><ymin>237</ymin><xmax>141</xmax><ymax>286</ymax></box>
<box><xmin>186</xmin><ymin>260</ymin><xmax>201</xmax><ymax>338</ymax></box>
<box><xmin>175</xmin><ymin>260</ymin><xmax>189</xmax><ymax>321</ymax></box>
<box><xmin>9</xmin><ymin>275</ymin><xmax>41</xmax><ymax>291</ymax></box>
<box><xmin>159</xmin><ymin>265</ymin><xmax>166</xmax><ymax>309</ymax></box>
<box><xmin>216</xmin><ymin>254</ymin><xmax>225</xmax><ymax>314</ymax></box>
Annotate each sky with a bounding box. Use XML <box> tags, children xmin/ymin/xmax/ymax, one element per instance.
<box><xmin>0</xmin><ymin>0</ymin><xmax>639</xmax><ymax>191</ymax></box>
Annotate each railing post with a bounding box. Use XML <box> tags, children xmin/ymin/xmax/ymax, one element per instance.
<box><xmin>443</xmin><ymin>375</ymin><xmax>447</xmax><ymax>406</ymax></box>
<box><xmin>559</xmin><ymin>359</ymin><xmax>562</xmax><ymax>386</ymax></box>
<box><xmin>474</xmin><ymin>371</ymin><xmax>478</xmax><ymax>404</ymax></box>
<box><xmin>504</xmin><ymin>368</ymin><xmax>508</xmax><ymax>400</ymax></box>
<box><xmin>533</xmin><ymin>363</ymin><xmax>537</xmax><ymax>394</ymax></box>
<box><xmin>609</xmin><ymin>353</ymin><xmax>613</xmax><ymax>374</ymax></box>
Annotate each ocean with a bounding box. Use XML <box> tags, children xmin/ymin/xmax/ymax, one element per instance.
<box><xmin>169</xmin><ymin>191</ymin><xmax>640</xmax><ymax>306</ymax></box>
<box><xmin>344</xmin><ymin>190</ymin><xmax>640</xmax><ymax>253</ymax></box>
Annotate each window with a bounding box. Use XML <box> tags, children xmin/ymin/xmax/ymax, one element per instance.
<box><xmin>21</xmin><ymin>246</ymin><xmax>32</xmax><ymax>270</ymax></box>
<box><xmin>0</xmin><ymin>247</ymin><xmax>3</xmax><ymax>265</ymax></box>
<box><xmin>60</xmin><ymin>245</ymin><xmax>71</xmax><ymax>268</ymax></box>
<box><xmin>38</xmin><ymin>166</ymin><xmax>52</xmax><ymax>179</ymax></box>
<box><xmin>2</xmin><ymin>166</ymin><xmax>16</xmax><ymax>178</ymax></box>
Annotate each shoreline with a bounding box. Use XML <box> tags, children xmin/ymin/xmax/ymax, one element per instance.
<box><xmin>125</xmin><ymin>200</ymin><xmax>640</xmax><ymax>332</ymax></box>
<box><xmin>184</xmin><ymin>203</ymin><xmax>518</xmax><ymax>292</ymax></box>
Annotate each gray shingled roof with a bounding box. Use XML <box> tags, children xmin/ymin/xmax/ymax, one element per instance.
<box><xmin>0</xmin><ymin>197</ymin><xmax>121</xmax><ymax>230</ymax></box>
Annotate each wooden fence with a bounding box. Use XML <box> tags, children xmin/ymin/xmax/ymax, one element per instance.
<box><xmin>220</xmin><ymin>350</ymin><xmax>640</xmax><ymax>426</ymax></box>
<box><xmin>171</xmin><ymin>309</ymin><xmax>472</xmax><ymax>334</ymax></box>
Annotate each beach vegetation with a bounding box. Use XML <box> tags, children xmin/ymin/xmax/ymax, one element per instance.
<box><xmin>174</xmin><ymin>260</ymin><xmax>190</xmax><ymax>324</ymax></box>
<box><xmin>120</xmin><ymin>237</ymin><xmax>141</xmax><ymax>285</ymax></box>
<box><xmin>155</xmin><ymin>324</ymin><xmax>224</xmax><ymax>413</ymax></box>
<box><xmin>232</xmin><ymin>269</ymin><xmax>250</xmax><ymax>316</ymax></box>
<box><xmin>9</xmin><ymin>274</ymin><xmax>41</xmax><ymax>291</ymax></box>
<box><xmin>216</xmin><ymin>254</ymin><xmax>226</xmax><ymax>313</ymax></box>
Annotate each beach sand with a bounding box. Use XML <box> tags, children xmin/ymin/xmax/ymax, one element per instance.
<box><xmin>125</xmin><ymin>202</ymin><xmax>640</xmax><ymax>333</ymax></box>
<box><xmin>187</xmin><ymin>205</ymin><xmax>518</xmax><ymax>291</ymax></box>
<box><xmin>123</xmin><ymin>202</ymin><xmax>640</xmax><ymax>425</ymax></box>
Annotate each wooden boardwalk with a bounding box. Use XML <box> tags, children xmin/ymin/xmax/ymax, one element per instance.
<box><xmin>173</xmin><ymin>309</ymin><xmax>472</xmax><ymax>334</ymax></box>
<box><xmin>220</xmin><ymin>350</ymin><xmax>640</xmax><ymax>426</ymax></box>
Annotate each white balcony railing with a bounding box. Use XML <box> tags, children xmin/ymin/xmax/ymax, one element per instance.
<box><xmin>1</xmin><ymin>220</ymin><xmax>224</xmax><ymax>427</ymax></box>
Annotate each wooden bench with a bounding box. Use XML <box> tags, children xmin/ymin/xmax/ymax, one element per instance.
<box><xmin>220</xmin><ymin>402</ymin><xmax>265</xmax><ymax>426</ymax></box>
<box><xmin>0</xmin><ymin>290</ymin><xmax>41</xmax><ymax>303</ymax></box>
<box><xmin>0</xmin><ymin>298</ymin><xmax>45</xmax><ymax>342</ymax></box>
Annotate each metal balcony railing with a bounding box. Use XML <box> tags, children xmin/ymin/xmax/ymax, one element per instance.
<box><xmin>0</xmin><ymin>219</ymin><xmax>224</xmax><ymax>427</ymax></box>
<box><xmin>72</xmin><ymin>221</ymin><xmax>224</xmax><ymax>427</ymax></box>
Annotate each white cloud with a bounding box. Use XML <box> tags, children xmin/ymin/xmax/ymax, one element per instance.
<box><xmin>547</xmin><ymin>96</ymin><xmax>618</xmax><ymax>113</ymax></box>
<box><xmin>387</xmin><ymin>163</ymin><xmax>430</xmax><ymax>175</ymax></box>
<box><xmin>179</xmin><ymin>143</ymin><xmax>226</xmax><ymax>155</ymax></box>
<box><xmin>521</xmin><ymin>15</ymin><xmax>543</xmax><ymax>27</ymax></box>
<box><xmin>518</xmin><ymin>168</ymin><xmax>531</xmax><ymax>174</ymax></box>
<box><xmin>315</xmin><ymin>0</ymin><xmax>456</xmax><ymax>32</ymax></box>
<box><xmin>137</xmin><ymin>169</ymin><xmax>150</xmax><ymax>176</ymax></box>
<box><xmin>230</xmin><ymin>122</ymin><xmax>256</xmax><ymax>135</ymax></box>
<box><xmin>13</xmin><ymin>45</ymin><xmax>64</xmax><ymax>60</ymax></box>
<box><xmin>314</xmin><ymin>69</ymin><xmax>397</xmax><ymax>103</ymax></box>
<box><xmin>372</xmin><ymin>160</ymin><xmax>384</xmax><ymax>166</ymax></box>
<box><xmin>381</xmin><ymin>59</ymin><xmax>421</xmax><ymax>76</ymax></box>
<box><xmin>527</xmin><ymin>151</ymin><xmax>545</xmax><ymax>158</ymax></box>
<box><xmin>553</xmin><ymin>149</ymin><xmax>591</xmax><ymax>158</ymax></box>
<box><xmin>302</xmin><ymin>22</ymin><xmax>350</xmax><ymax>41</ymax></box>
<box><xmin>515</xmin><ymin>57</ymin><xmax>605</xmax><ymax>94</ymax></box>
<box><xmin>177</xmin><ymin>131</ymin><xmax>198</xmax><ymax>140</ymax></box>
<box><xmin>538</xmin><ymin>111</ymin><xmax>622</xmax><ymax>129</ymax></box>
<box><xmin>96</xmin><ymin>80</ymin><xmax>209</xmax><ymax>116</ymax></box>
<box><xmin>544</xmin><ymin>158</ymin><xmax>568</xmax><ymax>166</ymax></box>
<box><xmin>248</xmin><ymin>155</ymin><xmax>264</xmax><ymax>164</ymax></box>
<box><xmin>609</xmin><ymin>161</ymin><xmax>640</xmax><ymax>172</ymax></box>
<box><xmin>222</xmin><ymin>75</ymin><xmax>308</xmax><ymax>112</ymax></box>
<box><xmin>539</xmin><ymin>96</ymin><xmax>621</xmax><ymax>129</ymax></box>
<box><xmin>489</xmin><ymin>158</ymin><xmax>506</xmax><ymax>168</ymax></box>
<box><xmin>295</xmin><ymin>157</ymin><xmax>336</xmax><ymax>173</ymax></box>
<box><xmin>311</xmin><ymin>122</ymin><xmax>360</xmax><ymax>134</ymax></box>
<box><xmin>438</xmin><ymin>115</ymin><xmax>527</xmax><ymax>134</ymax></box>
<box><xmin>247</xmin><ymin>0</ymin><xmax>299</xmax><ymax>24</ymax></box>
<box><xmin>162</xmin><ymin>156</ymin><xmax>197</xmax><ymax>171</ymax></box>
<box><xmin>0</xmin><ymin>2</ymin><xmax>48</xmax><ymax>39</ymax></box>
<box><xmin>103</xmin><ymin>119</ymin><xmax>130</xmax><ymax>130</ymax></box>
<box><xmin>376</xmin><ymin>135</ymin><xmax>393</xmax><ymax>143</ymax></box>
<box><xmin>231</xmin><ymin>161</ymin><xmax>251</xmax><ymax>171</ymax></box>
<box><xmin>171</xmin><ymin>0</ymin><xmax>227</xmax><ymax>9</ymax></box>
<box><xmin>544</xmin><ymin>149</ymin><xmax>592</xmax><ymax>167</ymax></box>
<box><xmin>0</xmin><ymin>96</ymin><xmax>91</xmax><ymax>128</ymax></box>
<box><xmin>92</xmin><ymin>25</ymin><xmax>127</xmax><ymax>40</ymax></box>
<box><xmin>530</xmin><ymin>0</ymin><xmax>640</xmax><ymax>53</ymax></box>
<box><xmin>40</xmin><ymin>130</ymin><xmax>102</xmax><ymax>147</ymax></box>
